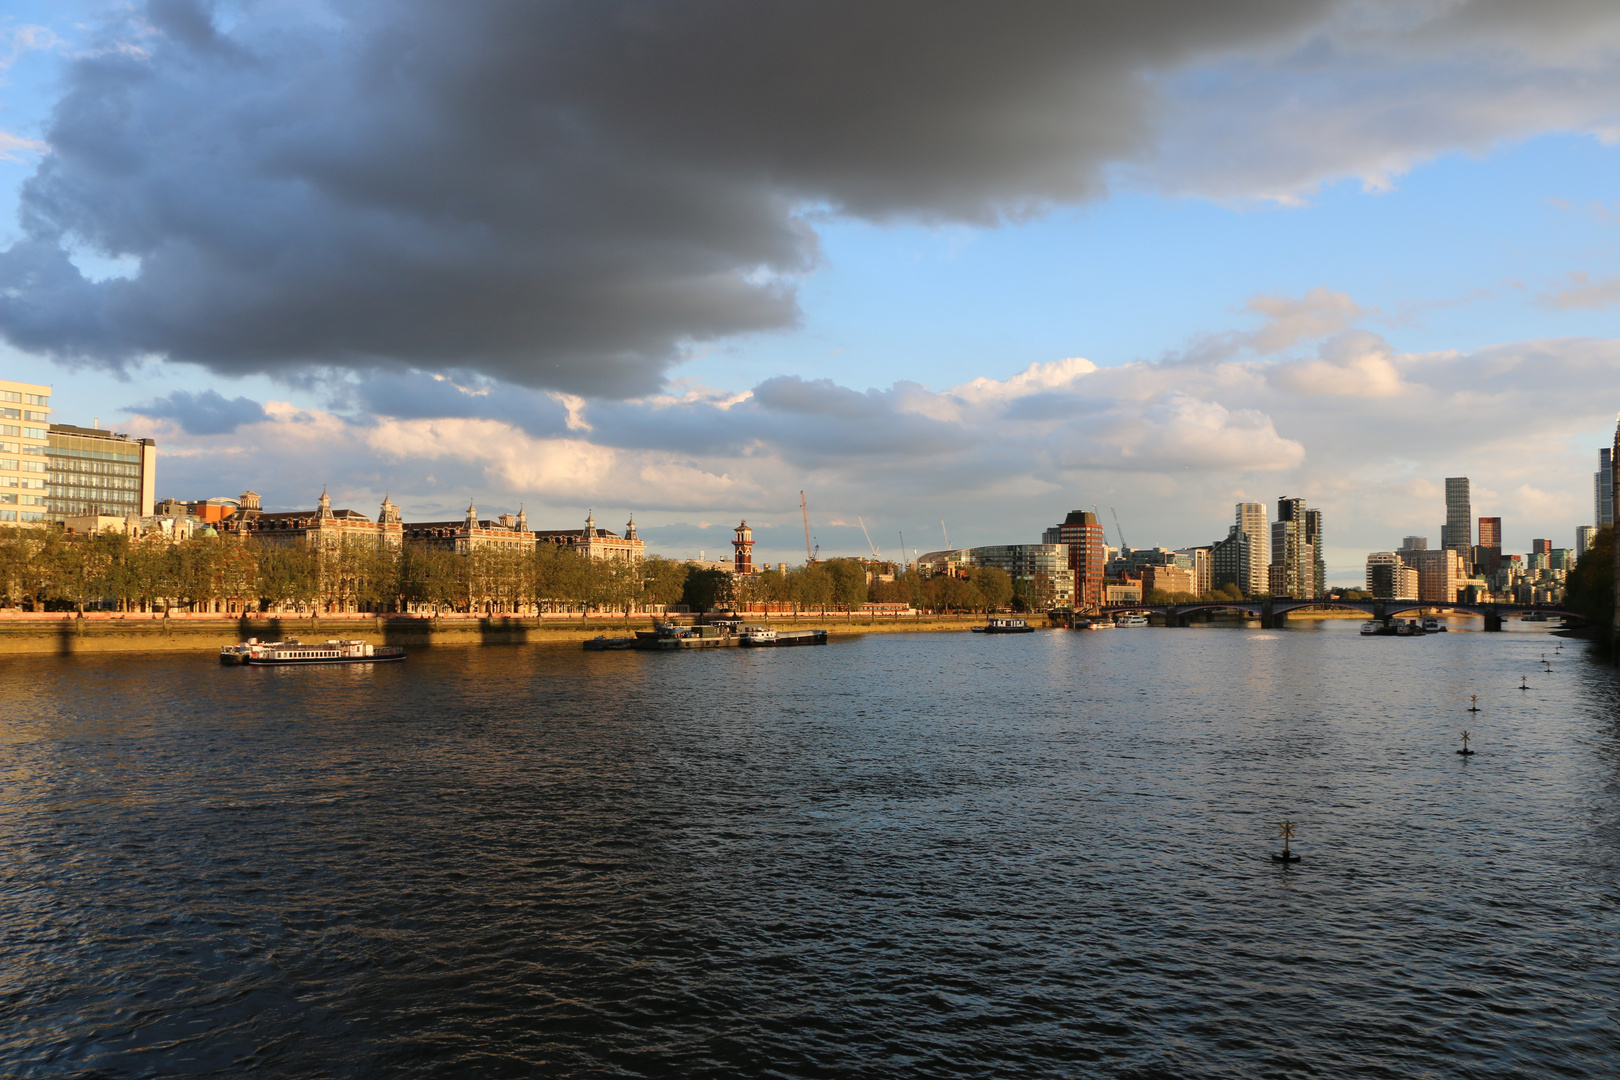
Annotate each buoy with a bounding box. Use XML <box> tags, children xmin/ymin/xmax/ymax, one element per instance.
<box><xmin>1456</xmin><ymin>728</ymin><xmax>1476</xmax><ymax>756</ymax></box>
<box><xmin>1519</xmin><ymin>676</ymin><xmax>1530</xmax><ymax>690</ymax></box>
<box><xmin>1270</xmin><ymin>819</ymin><xmax>1301</xmax><ymax>863</ymax></box>
<box><xmin>1467</xmin><ymin>694</ymin><xmax>1480</xmax><ymax>713</ymax></box>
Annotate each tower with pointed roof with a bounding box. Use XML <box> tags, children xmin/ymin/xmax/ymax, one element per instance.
<box><xmin>625</xmin><ymin>514</ymin><xmax>638</xmax><ymax>542</ymax></box>
<box><xmin>733</xmin><ymin>520</ymin><xmax>754</xmax><ymax>575</ymax></box>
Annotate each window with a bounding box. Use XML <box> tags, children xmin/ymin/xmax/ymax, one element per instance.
<box><xmin>0</xmin><ymin>443</ymin><xmax>15</xmax><ymax>454</ymax></box>
<box><xmin>19</xmin><ymin>512</ymin><xmax>43</xmax><ymax>522</ymax></box>
<box><xmin>20</xmin><ymin>478</ymin><xmax>42</xmax><ymax>489</ymax></box>
<box><xmin>0</xmin><ymin>510</ymin><xmax>13</xmax><ymax>521</ymax></box>
<box><xmin>0</xmin><ymin>460</ymin><xmax>14</xmax><ymax>471</ymax></box>
<box><xmin>24</xmin><ymin>394</ymin><xmax>47</xmax><ymax>407</ymax></box>
<box><xmin>0</xmin><ymin>408</ymin><xmax>17</xmax><ymax>419</ymax></box>
<box><xmin>0</xmin><ymin>426</ymin><xmax>15</xmax><ymax>437</ymax></box>
<box><xmin>0</xmin><ymin>391</ymin><xmax>16</xmax><ymax>403</ymax></box>
<box><xmin>0</xmin><ymin>494</ymin><xmax>14</xmax><ymax>504</ymax></box>
<box><xmin>23</xmin><ymin>428</ymin><xmax>45</xmax><ymax>440</ymax></box>
<box><xmin>24</xmin><ymin>411</ymin><xmax>47</xmax><ymax>423</ymax></box>
<box><xmin>19</xmin><ymin>495</ymin><xmax>44</xmax><ymax>505</ymax></box>
<box><xmin>21</xmin><ymin>461</ymin><xmax>43</xmax><ymax>472</ymax></box>
<box><xmin>0</xmin><ymin>477</ymin><xmax>13</xmax><ymax>488</ymax></box>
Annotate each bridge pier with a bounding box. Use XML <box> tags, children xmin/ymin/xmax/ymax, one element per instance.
<box><xmin>1483</xmin><ymin>614</ymin><xmax>1502</xmax><ymax>632</ymax></box>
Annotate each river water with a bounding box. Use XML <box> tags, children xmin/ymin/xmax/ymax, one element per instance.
<box><xmin>2</xmin><ymin>620</ymin><xmax>1617</xmax><ymax>1078</ymax></box>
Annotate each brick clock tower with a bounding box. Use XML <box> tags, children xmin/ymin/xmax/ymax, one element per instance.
<box><xmin>732</xmin><ymin>520</ymin><xmax>755</xmax><ymax>575</ymax></box>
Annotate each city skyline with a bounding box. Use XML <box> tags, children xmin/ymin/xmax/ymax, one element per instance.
<box><xmin>2</xmin><ymin>3</ymin><xmax>1620</xmax><ymax>577</ymax></box>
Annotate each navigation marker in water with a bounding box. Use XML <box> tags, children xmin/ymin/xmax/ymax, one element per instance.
<box><xmin>1467</xmin><ymin>694</ymin><xmax>1480</xmax><ymax>713</ymax></box>
<box><xmin>1270</xmin><ymin>820</ymin><xmax>1301</xmax><ymax>863</ymax></box>
<box><xmin>1519</xmin><ymin>676</ymin><xmax>1530</xmax><ymax>690</ymax></box>
<box><xmin>1457</xmin><ymin>729</ymin><xmax>1476</xmax><ymax>756</ymax></box>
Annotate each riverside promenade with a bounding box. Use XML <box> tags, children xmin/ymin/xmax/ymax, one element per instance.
<box><xmin>0</xmin><ymin>610</ymin><xmax>991</xmax><ymax>655</ymax></box>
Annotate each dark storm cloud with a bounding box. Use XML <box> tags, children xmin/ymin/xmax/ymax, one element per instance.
<box><xmin>0</xmin><ymin>0</ymin><xmax>1334</xmax><ymax>394</ymax></box>
<box><xmin>132</xmin><ymin>388</ymin><xmax>267</xmax><ymax>434</ymax></box>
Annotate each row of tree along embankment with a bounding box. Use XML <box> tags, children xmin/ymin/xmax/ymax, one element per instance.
<box><xmin>0</xmin><ymin>611</ymin><xmax>997</xmax><ymax>655</ymax></box>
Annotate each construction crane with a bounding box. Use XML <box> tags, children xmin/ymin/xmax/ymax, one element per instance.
<box><xmin>941</xmin><ymin>519</ymin><xmax>952</xmax><ymax>550</ymax></box>
<box><xmin>898</xmin><ymin>531</ymin><xmax>906</xmax><ymax>570</ymax></box>
<box><xmin>857</xmin><ymin>516</ymin><xmax>881</xmax><ymax>559</ymax></box>
<box><xmin>1110</xmin><ymin>506</ymin><xmax>1129</xmax><ymax>550</ymax></box>
<box><xmin>800</xmin><ymin>491</ymin><xmax>814</xmax><ymax>563</ymax></box>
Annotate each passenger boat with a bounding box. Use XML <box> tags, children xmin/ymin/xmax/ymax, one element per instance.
<box><xmin>1421</xmin><ymin>616</ymin><xmax>1446</xmax><ymax>632</ymax></box>
<box><xmin>1114</xmin><ymin>614</ymin><xmax>1149</xmax><ymax>628</ymax></box>
<box><xmin>972</xmin><ymin>617</ymin><xmax>1035</xmax><ymax>634</ymax></box>
<box><xmin>740</xmin><ymin>625</ymin><xmax>828</xmax><ymax>647</ymax></box>
<box><xmin>1360</xmin><ymin>621</ymin><xmax>1380</xmax><ymax>636</ymax></box>
<box><xmin>220</xmin><ymin>638</ymin><xmax>405</xmax><ymax>665</ymax></box>
<box><xmin>1071</xmin><ymin>618</ymin><xmax>1114</xmax><ymax>630</ymax></box>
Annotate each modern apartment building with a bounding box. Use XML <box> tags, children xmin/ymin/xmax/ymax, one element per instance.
<box><xmin>1270</xmin><ymin>497</ymin><xmax>1318</xmax><ymax>598</ymax></box>
<box><xmin>1365</xmin><ymin>551</ymin><xmax>1419</xmax><ymax>600</ymax></box>
<box><xmin>46</xmin><ymin>423</ymin><xmax>158</xmax><ymax>523</ymax></box>
<box><xmin>1576</xmin><ymin>524</ymin><xmax>1598</xmax><ymax>559</ymax></box>
<box><xmin>1597</xmin><ymin>448</ymin><xmax>1615</xmax><ymax>527</ymax></box>
<box><xmin>1403</xmin><ymin>546</ymin><xmax>1465</xmax><ymax>604</ymax></box>
<box><xmin>1476</xmin><ymin>516</ymin><xmax>1502</xmax><ymax>576</ymax></box>
<box><xmin>1441</xmin><ymin>477</ymin><xmax>1471</xmax><ymax>557</ymax></box>
<box><xmin>1235</xmin><ymin>501</ymin><xmax>1269</xmax><ymax>595</ymax></box>
<box><xmin>1057</xmin><ymin>509</ymin><xmax>1106</xmax><ymax>610</ymax></box>
<box><xmin>0</xmin><ymin>379</ymin><xmax>51</xmax><ymax>525</ymax></box>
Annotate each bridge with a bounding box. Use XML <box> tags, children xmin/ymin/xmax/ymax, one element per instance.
<box><xmin>1082</xmin><ymin>598</ymin><xmax>1583</xmax><ymax>631</ymax></box>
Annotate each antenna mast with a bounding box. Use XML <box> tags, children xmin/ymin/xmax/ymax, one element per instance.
<box><xmin>800</xmin><ymin>491</ymin><xmax>814</xmax><ymax>563</ymax></box>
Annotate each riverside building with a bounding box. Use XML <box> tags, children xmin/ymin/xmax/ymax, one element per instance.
<box><xmin>405</xmin><ymin>501</ymin><xmax>534</xmax><ymax>553</ymax></box>
<box><xmin>1056</xmin><ymin>510</ymin><xmax>1106</xmax><ymax>610</ymax></box>
<box><xmin>1442</xmin><ymin>477</ymin><xmax>1471</xmax><ymax>557</ymax></box>
<box><xmin>1269</xmin><ymin>497</ymin><xmax>1320</xmax><ymax>598</ymax></box>
<box><xmin>1597</xmin><ymin>448</ymin><xmax>1614</xmax><ymax>527</ymax></box>
<box><xmin>533</xmin><ymin>512</ymin><xmax>646</xmax><ymax>562</ymax></box>
<box><xmin>0</xmin><ymin>379</ymin><xmax>52</xmax><ymax>525</ymax></box>
<box><xmin>46</xmin><ymin>423</ymin><xmax>158</xmax><ymax>525</ymax></box>
<box><xmin>1235</xmin><ymin>502</ymin><xmax>1269</xmax><ymax>594</ymax></box>
<box><xmin>222</xmin><ymin>489</ymin><xmax>404</xmax><ymax>550</ymax></box>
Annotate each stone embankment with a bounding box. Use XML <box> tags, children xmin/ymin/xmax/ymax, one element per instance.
<box><xmin>0</xmin><ymin>610</ymin><xmax>999</xmax><ymax>655</ymax></box>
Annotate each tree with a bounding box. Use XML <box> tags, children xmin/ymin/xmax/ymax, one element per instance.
<box><xmin>969</xmin><ymin>566</ymin><xmax>1014</xmax><ymax>611</ymax></box>
<box><xmin>1565</xmin><ymin>525</ymin><xmax>1613</xmax><ymax>643</ymax></box>
<box><xmin>1209</xmin><ymin>582</ymin><xmax>1244</xmax><ymax>603</ymax></box>
<box><xmin>640</xmin><ymin>556</ymin><xmax>690</xmax><ymax>609</ymax></box>
<box><xmin>682</xmin><ymin>566</ymin><xmax>732</xmax><ymax>612</ymax></box>
<box><xmin>823</xmin><ymin>559</ymin><xmax>868</xmax><ymax>610</ymax></box>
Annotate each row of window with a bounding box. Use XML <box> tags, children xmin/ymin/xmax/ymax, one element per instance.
<box><xmin>49</xmin><ymin>459</ymin><xmax>140</xmax><ymax>478</ymax></box>
<box><xmin>0</xmin><ymin>494</ymin><xmax>46</xmax><ymax>505</ymax></box>
<box><xmin>48</xmin><ymin>446</ymin><xmax>140</xmax><ymax>463</ymax></box>
<box><xmin>0</xmin><ymin>442</ymin><xmax>43</xmax><ymax>456</ymax></box>
<box><xmin>0</xmin><ymin>477</ymin><xmax>44</xmax><ymax>489</ymax></box>
<box><xmin>0</xmin><ymin>408</ymin><xmax>48</xmax><ymax>422</ymax></box>
<box><xmin>0</xmin><ymin>425</ymin><xmax>46</xmax><ymax>440</ymax></box>
<box><xmin>48</xmin><ymin>501</ymin><xmax>138</xmax><ymax>517</ymax></box>
<box><xmin>0</xmin><ymin>460</ymin><xmax>47</xmax><ymax>473</ymax></box>
<box><xmin>0</xmin><ymin>392</ymin><xmax>48</xmax><ymax>407</ymax></box>
<box><xmin>0</xmin><ymin>511</ymin><xmax>45</xmax><ymax>522</ymax></box>
<box><xmin>49</xmin><ymin>485</ymin><xmax>140</xmax><ymax>501</ymax></box>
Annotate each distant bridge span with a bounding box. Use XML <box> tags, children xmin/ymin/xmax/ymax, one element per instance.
<box><xmin>1087</xmin><ymin>599</ymin><xmax>1582</xmax><ymax>630</ymax></box>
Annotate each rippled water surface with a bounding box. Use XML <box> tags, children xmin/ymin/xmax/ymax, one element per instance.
<box><xmin>3</xmin><ymin>621</ymin><xmax>1619</xmax><ymax>1078</ymax></box>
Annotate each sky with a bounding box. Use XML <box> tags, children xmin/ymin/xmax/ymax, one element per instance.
<box><xmin>2</xmin><ymin>1</ymin><xmax>1620</xmax><ymax>582</ymax></box>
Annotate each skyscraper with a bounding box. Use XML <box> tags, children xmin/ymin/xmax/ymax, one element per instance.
<box><xmin>1476</xmin><ymin>516</ymin><xmax>1502</xmax><ymax>576</ymax></box>
<box><xmin>1270</xmin><ymin>497</ymin><xmax>1317</xmax><ymax>598</ymax></box>
<box><xmin>1576</xmin><ymin>524</ymin><xmax>1597</xmax><ymax>560</ymax></box>
<box><xmin>1057</xmin><ymin>509</ymin><xmax>1105</xmax><ymax>610</ymax></box>
<box><xmin>1235</xmin><ymin>501</ymin><xmax>1269</xmax><ymax>595</ymax></box>
<box><xmin>1597</xmin><ymin>448</ymin><xmax>1614</xmax><ymax>527</ymax></box>
<box><xmin>1442</xmin><ymin>477</ymin><xmax>1471</xmax><ymax>557</ymax></box>
<box><xmin>1305</xmin><ymin>508</ymin><xmax>1325</xmax><ymax>599</ymax></box>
